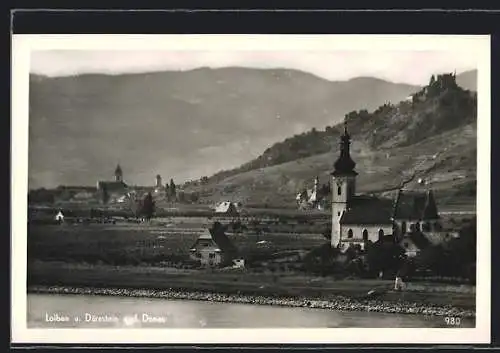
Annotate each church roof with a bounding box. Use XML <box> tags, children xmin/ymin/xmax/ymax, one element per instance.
<box><xmin>332</xmin><ymin>121</ymin><xmax>358</xmax><ymax>176</ymax></box>
<box><xmin>340</xmin><ymin>195</ymin><xmax>394</xmax><ymax>225</ymax></box>
<box><xmin>97</xmin><ymin>180</ymin><xmax>128</xmax><ymax>192</ymax></box>
<box><xmin>393</xmin><ymin>189</ymin><xmax>439</xmax><ymax>220</ymax></box>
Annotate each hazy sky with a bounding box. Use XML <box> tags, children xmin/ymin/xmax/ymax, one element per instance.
<box><xmin>31</xmin><ymin>50</ymin><xmax>477</xmax><ymax>86</ymax></box>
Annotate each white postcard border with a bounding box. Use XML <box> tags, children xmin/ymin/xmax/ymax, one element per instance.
<box><xmin>11</xmin><ymin>34</ymin><xmax>491</xmax><ymax>344</ymax></box>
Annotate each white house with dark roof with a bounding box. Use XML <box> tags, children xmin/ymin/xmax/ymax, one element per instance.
<box><xmin>296</xmin><ymin>176</ymin><xmax>328</xmax><ymax>210</ymax></box>
<box><xmin>214</xmin><ymin>201</ymin><xmax>239</xmax><ymax>216</ymax></box>
<box><xmin>330</xmin><ymin>121</ymin><xmax>446</xmax><ymax>252</ymax></box>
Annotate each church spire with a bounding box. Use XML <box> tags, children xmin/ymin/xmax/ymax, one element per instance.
<box><xmin>115</xmin><ymin>163</ymin><xmax>123</xmax><ymax>182</ymax></box>
<box><xmin>332</xmin><ymin>118</ymin><xmax>357</xmax><ymax>176</ymax></box>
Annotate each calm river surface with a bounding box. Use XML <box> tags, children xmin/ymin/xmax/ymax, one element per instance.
<box><xmin>27</xmin><ymin>294</ymin><xmax>474</xmax><ymax>328</ymax></box>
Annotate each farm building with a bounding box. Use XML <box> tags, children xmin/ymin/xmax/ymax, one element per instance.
<box><xmin>214</xmin><ymin>201</ymin><xmax>240</xmax><ymax>216</ymax></box>
<box><xmin>296</xmin><ymin>176</ymin><xmax>329</xmax><ymax>210</ymax></box>
<box><xmin>398</xmin><ymin>231</ymin><xmax>431</xmax><ymax>258</ymax></box>
<box><xmin>54</xmin><ymin>210</ymin><xmax>64</xmax><ymax>222</ymax></box>
<box><xmin>189</xmin><ymin>223</ymin><xmax>238</xmax><ymax>267</ymax></box>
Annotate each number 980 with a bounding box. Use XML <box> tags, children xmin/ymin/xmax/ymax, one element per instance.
<box><xmin>444</xmin><ymin>317</ymin><xmax>461</xmax><ymax>326</ymax></box>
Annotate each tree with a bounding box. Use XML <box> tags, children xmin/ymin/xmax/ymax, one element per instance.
<box><xmin>322</xmin><ymin>225</ymin><xmax>332</xmax><ymax>241</ymax></box>
<box><xmin>101</xmin><ymin>184</ymin><xmax>110</xmax><ymax>204</ymax></box>
<box><xmin>141</xmin><ymin>192</ymin><xmax>155</xmax><ymax>221</ymax></box>
<box><xmin>415</xmin><ymin>244</ymin><xmax>446</xmax><ymax>275</ymax></box>
<box><xmin>365</xmin><ymin>241</ymin><xmax>405</xmax><ymax>277</ymax></box>
<box><xmin>189</xmin><ymin>192</ymin><xmax>200</xmax><ymax>203</ymax></box>
<box><xmin>128</xmin><ymin>194</ymin><xmax>142</xmax><ymax>218</ymax></box>
<box><xmin>169</xmin><ymin>178</ymin><xmax>176</xmax><ymax>199</ymax></box>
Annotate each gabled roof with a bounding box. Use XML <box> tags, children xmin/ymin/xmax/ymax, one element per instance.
<box><xmin>308</xmin><ymin>189</ymin><xmax>318</xmax><ymax>202</ymax></box>
<box><xmin>192</xmin><ymin>224</ymin><xmax>237</xmax><ymax>255</ymax></box>
<box><xmin>215</xmin><ymin>201</ymin><xmax>238</xmax><ymax>214</ymax></box>
<box><xmin>393</xmin><ymin>189</ymin><xmax>439</xmax><ymax>220</ymax></box>
<box><xmin>340</xmin><ymin>195</ymin><xmax>394</xmax><ymax>225</ymax></box>
<box><xmin>198</xmin><ymin>228</ymin><xmax>213</xmax><ymax>240</ymax></box>
<box><xmin>210</xmin><ymin>225</ymin><xmax>237</xmax><ymax>254</ymax></box>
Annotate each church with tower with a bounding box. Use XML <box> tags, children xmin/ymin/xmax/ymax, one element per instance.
<box><xmin>330</xmin><ymin>121</ymin><xmax>446</xmax><ymax>254</ymax></box>
<box><xmin>96</xmin><ymin>164</ymin><xmax>129</xmax><ymax>196</ymax></box>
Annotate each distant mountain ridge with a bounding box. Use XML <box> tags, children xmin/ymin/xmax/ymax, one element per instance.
<box><xmin>455</xmin><ymin>69</ymin><xmax>477</xmax><ymax>91</ymax></box>
<box><xmin>28</xmin><ymin>67</ymin><xmax>424</xmax><ymax>189</ymax></box>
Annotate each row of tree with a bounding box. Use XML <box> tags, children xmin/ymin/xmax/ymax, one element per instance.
<box><xmin>128</xmin><ymin>192</ymin><xmax>156</xmax><ymax>221</ymax></box>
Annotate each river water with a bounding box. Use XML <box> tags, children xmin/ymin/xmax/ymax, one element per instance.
<box><xmin>27</xmin><ymin>294</ymin><xmax>474</xmax><ymax>328</ymax></box>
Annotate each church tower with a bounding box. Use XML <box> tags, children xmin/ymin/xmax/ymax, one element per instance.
<box><xmin>115</xmin><ymin>164</ymin><xmax>123</xmax><ymax>182</ymax></box>
<box><xmin>330</xmin><ymin>120</ymin><xmax>358</xmax><ymax>248</ymax></box>
<box><xmin>155</xmin><ymin>174</ymin><xmax>163</xmax><ymax>188</ymax></box>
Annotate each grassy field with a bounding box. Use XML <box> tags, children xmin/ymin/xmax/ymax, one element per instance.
<box><xmin>27</xmin><ymin>221</ymin><xmax>328</xmax><ymax>266</ymax></box>
<box><xmin>27</xmin><ymin>261</ymin><xmax>476</xmax><ymax>311</ymax></box>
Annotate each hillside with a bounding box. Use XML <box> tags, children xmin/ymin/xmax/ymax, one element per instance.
<box><xmin>183</xmin><ymin>73</ymin><xmax>477</xmax><ymax>210</ymax></box>
<box><xmin>28</xmin><ymin>68</ymin><xmax>419</xmax><ymax>189</ymax></box>
<box><xmin>455</xmin><ymin>69</ymin><xmax>477</xmax><ymax>92</ymax></box>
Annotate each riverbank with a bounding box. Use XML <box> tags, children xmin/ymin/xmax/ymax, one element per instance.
<box><xmin>28</xmin><ymin>284</ymin><xmax>475</xmax><ymax>318</ymax></box>
<box><xmin>27</xmin><ymin>261</ymin><xmax>475</xmax><ymax>319</ymax></box>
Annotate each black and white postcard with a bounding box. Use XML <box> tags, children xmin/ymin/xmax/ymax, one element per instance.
<box><xmin>11</xmin><ymin>34</ymin><xmax>491</xmax><ymax>344</ymax></box>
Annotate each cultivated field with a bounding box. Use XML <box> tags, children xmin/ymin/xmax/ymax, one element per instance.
<box><xmin>27</xmin><ymin>219</ymin><xmax>328</xmax><ymax>267</ymax></box>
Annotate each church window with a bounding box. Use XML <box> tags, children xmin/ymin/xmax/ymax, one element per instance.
<box><xmin>347</xmin><ymin>229</ymin><xmax>353</xmax><ymax>238</ymax></box>
<box><xmin>337</xmin><ymin>186</ymin><xmax>342</xmax><ymax>195</ymax></box>
<box><xmin>401</xmin><ymin>221</ymin><xmax>407</xmax><ymax>234</ymax></box>
<box><xmin>362</xmin><ymin>229</ymin><xmax>368</xmax><ymax>241</ymax></box>
<box><xmin>378</xmin><ymin>229</ymin><xmax>384</xmax><ymax>240</ymax></box>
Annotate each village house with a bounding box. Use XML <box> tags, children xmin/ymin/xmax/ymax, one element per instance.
<box><xmin>296</xmin><ymin>176</ymin><xmax>329</xmax><ymax>210</ymax></box>
<box><xmin>329</xmin><ymin>120</ymin><xmax>450</xmax><ymax>252</ymax></box>
<box><xmin>54</xmin><ymin>210</ymin><xmax>64</xmax><ymax>223</ymax></box>
<box><xmin>214</xmin><ymin>201</ymin><xmax>240</xmax><ymax>216</ymax></box>
<box><xmin>189</xmin><ymin>223</ymin><xmax>238</xmax><ymax>267</ymax></box>
<box><xmin>398</xmin><ymin>231</ymin><xmax>431</xmax><ymax>257</ymax></box>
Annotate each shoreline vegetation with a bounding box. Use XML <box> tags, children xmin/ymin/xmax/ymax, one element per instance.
<box><xmin>28</xmin><ymin>285</ymin><xmax>475</xmax><ymax>319</ymax></box>
<box><xmin>27</xmin><ymin>262</ymin><xmax>476</xmax><ymax>319</ymax></box>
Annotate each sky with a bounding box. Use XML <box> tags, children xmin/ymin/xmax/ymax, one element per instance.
<box><xmin>30</xmin><ymin>50</ymin><xmax>477</xmax><ymax>86</ymax></box>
